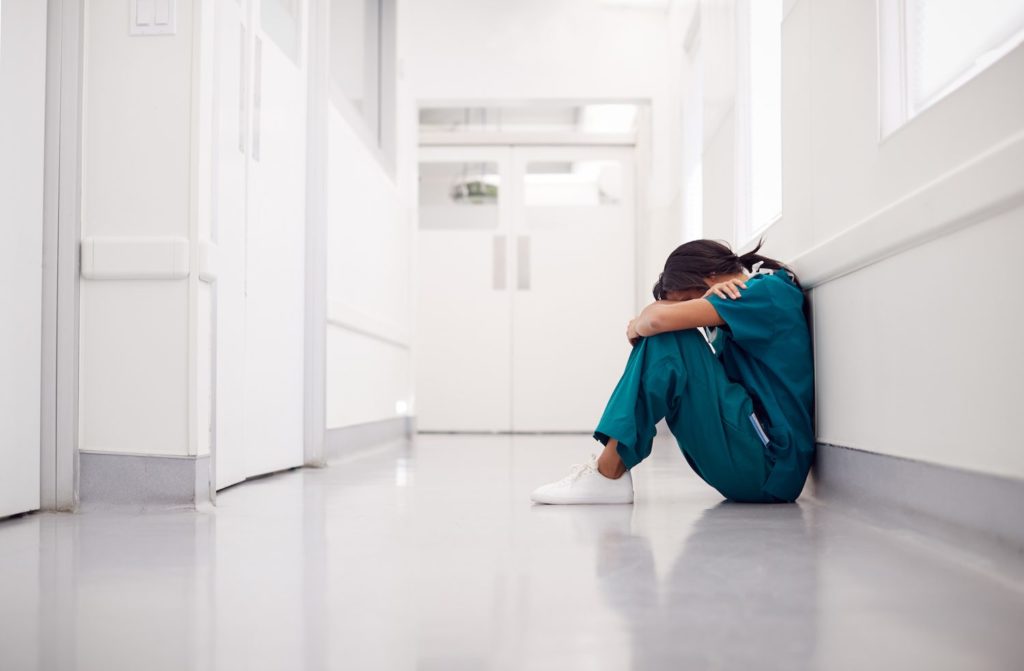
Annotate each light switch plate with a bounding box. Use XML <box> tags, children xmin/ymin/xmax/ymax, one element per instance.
<box><xmin>131</xmin><ymin>0</ymin><xmax>176</xmax><ymax>36</ymax></box>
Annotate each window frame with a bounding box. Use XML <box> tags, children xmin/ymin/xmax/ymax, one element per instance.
<box><xmin>734</xmin><ymin>0</ymin><xmax>783</xmax><ymax>249</ymax></box>
<box><xmin>327</xmin><ymin>0</ymin><xmax>397</xmax><ymax>174</ymax></box>
<box><xmin>260</xmin><ymin>0</ymin><xmax>304</xmax><ymax>66</ymax></box>
<box><xmin>877</xmin><ymin>0</ymin><xmax>1024</xmax><ymax>139</ymax></box>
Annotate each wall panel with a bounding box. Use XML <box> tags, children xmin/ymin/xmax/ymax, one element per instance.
<box><xmin>325</xmin><ymin>106</ymin><xmax>413</xmax><ymax>430</ymax></box>
<box><xmin>812</xmin><ymin>206</ymin><xmax>1024</xmax><ymax>478</ymax></box>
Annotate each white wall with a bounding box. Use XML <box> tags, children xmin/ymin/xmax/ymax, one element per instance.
<box><xmin>780</xmin><ymin>0</ymin><xmax>1024</xmax><ymax>479</ymax></box>
<box><xmin>325</xmin><ymin>0</ymin><xmax>416</xmax><ymax>430</ymax></box>
<box><xmin>667</xmin><ymin>0</ymin><xmax>1024</xmax><ymax>480</ymax></box>
<box><xmin>811</xmin><ymin>207</ymin><xmax>1024</xmax><ymax>478</ymax></box>
<box><xmin>406</xmin><ymin>0</ymin><xmax>669</xmax><ymax>102</ymax></box>
<box><xmin>786</xmin><ymin>0</ymin><xmax>1024</xmax><ymax>246</ymax></box>
<box><xmin>79</xmin><ymin>0</ymin><xmax>196</xmax><ymax>456</ymax></box>
<box><xmin>325</xmin><ymin>108</ymin><xmax>414</xmax><ymax>428</ymax></box>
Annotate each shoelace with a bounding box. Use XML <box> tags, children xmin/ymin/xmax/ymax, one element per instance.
<box><xmin>559</xmin><ymin>459</ymin><xmax>597</xmax><ymax>485</ymax></box>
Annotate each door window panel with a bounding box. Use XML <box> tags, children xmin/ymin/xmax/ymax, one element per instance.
<box><xmin>261</xmin><ymin>0</ymin><xmax>301</xmax><ymax>63</ymax></box>
<box><xmin>523</xmin><ymin>160</ymin><xmax>623</xmax><ymax>207</ymax></box>
<box><xmin>418</xmin><ymin>161</ymin><xmax>501</xmax><ymax>230</ymax></box>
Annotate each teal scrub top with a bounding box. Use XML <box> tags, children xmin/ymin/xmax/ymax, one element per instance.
<box><xmin>705</xmin><ymin>270</ymin><xmax>814</xmax><ymax>502</ymax></box>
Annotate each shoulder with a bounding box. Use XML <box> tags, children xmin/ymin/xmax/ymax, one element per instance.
<box><xmin>748</xmin><ymin>271</ymin><xmax>809</xmax><ymax>340</ymax></box>
<box><xmin>706</xmin><ymin>270</ymin><xmax>806</xmax><ymax>346</ymax></box>
<box><xmin>708</xmin><ymin>270</ymin><xmax>805</xmax><ymax>323</ymax></box>
<box><xmin>747</xmin><ymin>270</ymin><xmax>803</xmax><ymax>306</ymax></box>
<box><xmin>749</xmin><ymin>269</ymin><xmax>794</xmax><ymax>289</ymax></box>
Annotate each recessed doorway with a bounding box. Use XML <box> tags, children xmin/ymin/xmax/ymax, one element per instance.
<box><xmin>415</xmin><ymin>143</ymin><xmax>637</xmax><ymax>432</ymax></box>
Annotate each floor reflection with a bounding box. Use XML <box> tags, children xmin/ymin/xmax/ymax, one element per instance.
<box><xmin>593</xmin><ymin>502</ymin><xmax>817</xmax><ymax>671</ymax></box>
<box><xmin>1</xmin><ymin>435</ymin><xmax>1023</xmax><ymax>671</ymax></box>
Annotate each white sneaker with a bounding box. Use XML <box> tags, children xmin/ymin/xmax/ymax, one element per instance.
<box><xmin>530</xmin><ymin>455</ymin><xmax>634</xmax><ymax>505</ymax></box>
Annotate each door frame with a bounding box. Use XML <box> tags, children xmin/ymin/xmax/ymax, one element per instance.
<box><xmin>40</xmin><ymin>0</ymin><xmax>85</xmax><ymax>511</ymax></box>
<box><xmin>304</xmin><ymin>0</ymin><xmax>328</xmax><ymax>467</ymax></box>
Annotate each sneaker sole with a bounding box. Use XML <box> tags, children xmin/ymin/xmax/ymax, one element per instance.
<box><xmin>530</xmin><ymin>492</ymin><xmax>634</xmax><ymax>505</ymax></box>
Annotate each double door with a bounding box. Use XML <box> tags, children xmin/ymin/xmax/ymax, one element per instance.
<box><xmin>212</xmin><ymin>0</ymin><xmax>307</xmax><ymax>489</ymax></box>
<box><xmin>416</xmin><ymin>145</ymin><xmax>636</xmax><ymax>433</ymax></box>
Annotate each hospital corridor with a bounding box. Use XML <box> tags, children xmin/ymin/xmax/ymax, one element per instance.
<box><xmin>1</xmin><ymin>1</ymin><xmax>1023</xmax><ymax>669</ymax></box>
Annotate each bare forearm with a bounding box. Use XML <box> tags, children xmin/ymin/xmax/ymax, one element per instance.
<box><xmin>634</xmin><ymin>299</ymin><xmax>723</xmax><ymax>336</ymax></box>
<box><xmin>634</xmin><ymin>301</ymin><xmax>677</xmax><ymax>336</ymax></box>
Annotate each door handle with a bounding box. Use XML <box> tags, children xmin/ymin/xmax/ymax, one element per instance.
<box><xmin>517</xmin><ymin>235</ymin><xmax>530</xmax><ymax>291</ymax></box>
<box><xmin>493</xmin><ymin>235</ymin><xmax>506</xmax><ymax>290</ymax></box>
<box><xmin>252</xmin><ymin>35</ymin><xmax>263</xmax><ymax>162</ymax></box>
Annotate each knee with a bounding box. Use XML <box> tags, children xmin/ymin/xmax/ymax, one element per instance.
<box><xmin>642</xmin><ymin>329</ymin><xmax>705</xmax><ymax>350</ymax></box>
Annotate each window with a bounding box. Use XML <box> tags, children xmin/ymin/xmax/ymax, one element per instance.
<box><xmin>879</xmin><ymin>0</ymin><xmax>1024</xmax><ymax>136</ymax></box>
<box><xmin>330</xmin><ymin>0</ymin><xmax>396</xmax><ymax>158</ymax></box>
<box><xmin>418</xmin><ymin>162</ymin><xmax>500</xmax><ymax>231</ymax></box>
<box><xmin>680</xmin><ymin>25</ymin><xmax>703</xmax><ymax>241</ymax></box>
<box><xmin>523</xmin><ymin>161</ymin><xmax>624</xmax><ymax>207</ymax></box>
<box><xmin>261</xmin><ymin>0</ymin><xmax>301</xmax><ymax>63</ymax></box>
<box><xmin>736</xmin><ymin>0</ymin><xmax>782</xmax><ymax>244</ymax></box>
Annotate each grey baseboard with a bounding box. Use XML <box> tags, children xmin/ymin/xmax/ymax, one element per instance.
<box><xmin>78</xmin><ymin>418</ymin><xmax>415</xmax><ymax>509</ymax></box>
<box><xmin>326</xmin><ymin>416</ymin><xmax>415</xmax><ymax>460</ymax></box>
<box><xmin>811</xmin><ymin>443</ymin><xmax>1024</xmax><ymax>550</ymax></box>
<box><xmin>79</xmin><ymin>451</ymin><xmax>212</xmax><ymax>511</ymax></box>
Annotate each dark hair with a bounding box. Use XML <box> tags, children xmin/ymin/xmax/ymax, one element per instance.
<box><xmin>652</xmin><ymin>238</ymin><xmax>801</xmax><ymax>300</ymax></box>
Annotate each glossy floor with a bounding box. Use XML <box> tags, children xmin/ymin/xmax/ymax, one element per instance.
<box><xmin>2</xmin><ymin>434</ymin><xmax>1023</xmax><ymax>670</ymax></box>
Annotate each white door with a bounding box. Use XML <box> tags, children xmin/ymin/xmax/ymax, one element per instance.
<box><xmin>510</xmin><ymin>146</ymin><xmax>635</xmax><ymax>431</ymax></box>
<box><xmin>0</xmin><ymin>0</ymin><xmax>47</xmax><ymax>516</ymax></box>
<box><xmin>212</xmin><ymin>0</ymin><xmax>250</xmax><ymax>489</ymax></box>
<box><xmin>415</xmin><ymin>147</ymin><xmax>514</xmax><ymax>431</ymax></box>
<box><xmin>213</xmin><ymin>0</ymin><xmax>306</xmax><ymax>487</ymax></box>
<box><xmin>415</xmin><ymin>145</ymin><xmax>636</xmax><ymax>433</ymax></box>
<box><xmin>243</xmin><ymin>2</ymin><xmax>307</xmax><ymax>476</ymax></box>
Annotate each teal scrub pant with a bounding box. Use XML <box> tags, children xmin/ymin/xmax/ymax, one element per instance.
<box><xmin>593</xmin><ymin>329</ymin><xmax>777</xmax><ymax>503</ymax></box>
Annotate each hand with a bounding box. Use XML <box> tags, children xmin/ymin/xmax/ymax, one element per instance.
<box><xmin>626</xmin><ymin>318</ymin><xmax>641</xmax><ymax>346</ymax></box>
<box><xmin>703</xmin><ymin>277</ymin><xmax>747</xmax><ymax>300</ymax></box>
